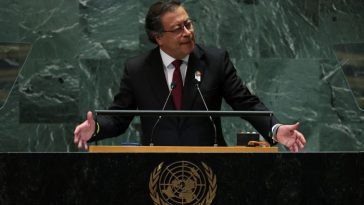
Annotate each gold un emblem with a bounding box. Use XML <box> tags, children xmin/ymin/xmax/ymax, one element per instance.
<box><xmin>149</xmin><ymin>161</ymin><xmax>217</xmax><ymax>205</ymax></box>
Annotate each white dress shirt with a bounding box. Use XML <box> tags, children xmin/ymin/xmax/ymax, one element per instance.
<box><xmin>160</xmin><ymin>49</ymin><xmax>189</xmax><ymax>90</ymax></box>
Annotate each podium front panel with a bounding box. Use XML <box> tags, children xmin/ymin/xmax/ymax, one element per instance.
<box><xmin>0</xmin><ymin>152</ymin><xmax>363</xmax><ymax>204</ymax></box>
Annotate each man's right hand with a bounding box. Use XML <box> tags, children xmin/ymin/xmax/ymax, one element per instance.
<box><xmin>74</xmin><ymin>111</ymin><xmax>95</xmax><ymax>150</ymax></box>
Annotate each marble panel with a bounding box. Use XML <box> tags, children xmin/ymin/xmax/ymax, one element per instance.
<box><xmin>0</xmin><ymin>0</ymin><xmax>363</xmax><ymax>151</ymax></box>
<box><xmin>0</xmin><ymin>0</ymin><xmax>21</xmax><ymax>41</ymax></box>
<box><xmin>0</xmin><ymin>43</ymin><xmax>31</xmax><ymax>109</ymax></box>
<box><xmin>257</xmin><ymin>0</ymin><xmax>364</xmax><ymax>58</ymax></box>
<box><xmin>79</xmin><ymin>0</ymin><xmax>140</xmax><ymax>59</ymax></box>
<box><xmin>17</xmin><ymin>0</ymin><xmax>79</xmax><ymax>59</ymax></box>
<box><xmin>333</xmin><ymin>43</ymin><xmax>364</xmax><ymax>109</ymax></box>
<box><xmin>18</xmin><ymin>58</ymin><xmax>79</xmax><ymax>123</ymax></box>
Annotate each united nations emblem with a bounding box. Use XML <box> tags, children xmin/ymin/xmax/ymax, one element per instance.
<box><xmin>149</xmin><ymin>161</ymin><xmax>217</xmax><ymax>205</ymax></box>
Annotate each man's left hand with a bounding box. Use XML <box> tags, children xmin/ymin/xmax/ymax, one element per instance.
<box><xmin>276</xmin><ymin>122</ymin><xmax>306</xmax><ymax>152</ymax></box>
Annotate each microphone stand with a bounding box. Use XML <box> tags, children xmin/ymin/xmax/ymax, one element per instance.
<box><xmin>150</xmin><ymin>82</ymin><xmax>176</xmax><ymax>146</ymax></box>
<box><xmin>195</xmin><ymin>83</ymin><xmax>218</xmax><ymax>147</ymax></box>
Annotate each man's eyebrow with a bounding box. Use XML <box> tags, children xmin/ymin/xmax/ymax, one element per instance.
<box><xmin>171</xmin><ymin>18</ymin><xmax>191</xmax><ymax>27</ymax></box>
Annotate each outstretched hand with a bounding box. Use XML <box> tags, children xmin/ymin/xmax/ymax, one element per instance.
<box><xmin>276</xmin><ymin>122</ymin><xmax>306</xmax><ymax>152</ymax></box>
<box><xmin>73</xmin><ymin>111</ymin><xmax>95</xmax><ymax>150</ymax></box>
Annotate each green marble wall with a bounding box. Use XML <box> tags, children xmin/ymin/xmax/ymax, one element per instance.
<box><xmin>0</xmin><ymin>0</ymin><xmax>363</xmax><ymax>152</ymax></box>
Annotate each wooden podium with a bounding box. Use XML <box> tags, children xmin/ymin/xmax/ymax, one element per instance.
<box><xmin>88</xmin><ymin>145</ymin><xmax>278</xmax><ymax>153</ymax></box>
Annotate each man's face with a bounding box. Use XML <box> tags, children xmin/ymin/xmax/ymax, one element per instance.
<box><xmin>155</xmin><ymin>6</ymin><xmax>195</xmax><ymax>59</ymax></box>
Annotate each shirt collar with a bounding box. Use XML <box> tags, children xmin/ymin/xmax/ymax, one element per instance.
<box><xmin>160</xmin><ymin>49</ymin><xmax>189</xmax><ymax>68</ymax></box>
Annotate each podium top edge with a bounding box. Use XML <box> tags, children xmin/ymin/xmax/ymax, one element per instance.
<box><xmin>95</xmin><ymin>110</ymin><xmax>273</xmax><ymax>117</ymax></box>
<box><xmin>88</xmin><ymin>146</ymin><xmax>279</xmax><ymax>153</ymax></box>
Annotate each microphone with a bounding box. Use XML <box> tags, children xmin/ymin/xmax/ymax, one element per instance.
<box><xmin>150</xmin><ymin>82</ymin><xmax>176</xmax><ymax>146</ymax></box>
<box><xmin>194</xmin><ymin>70</ymin><xmax>218</xmax><ymax>147</ymax></box>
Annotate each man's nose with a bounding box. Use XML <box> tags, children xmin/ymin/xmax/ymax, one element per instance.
<box><xmin>181</xmin><ymin>25</ymin><xmax>192</xmax><ymax>36</ymax></box>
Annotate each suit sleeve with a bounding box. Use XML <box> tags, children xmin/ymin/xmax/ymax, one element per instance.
<box><xmin>90</xmin><ymin>64</ymin><xmax>136</xmax><ymax>142</ymax></box>
<box><xmin>221</xmin><ymin>50</ymin><xmax>278</xmax><ymax>145</ymax></box>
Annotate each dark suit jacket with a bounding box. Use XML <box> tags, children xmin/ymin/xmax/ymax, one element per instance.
<box><xmin>95</xmin><ymin>44</ymin><xmax>278</xmax><ymax>146</ymax></box>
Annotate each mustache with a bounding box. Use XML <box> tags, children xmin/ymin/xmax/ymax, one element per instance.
<box><xmin>181</xmin><ymin>35</ymin><xmax>195</xmax><ymax>43</ymax></box>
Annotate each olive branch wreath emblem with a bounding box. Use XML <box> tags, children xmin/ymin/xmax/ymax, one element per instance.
<box><xmin>149</xmin><ymin>161</ymin><xmax>217</xmax><ymax>205</ymax></box>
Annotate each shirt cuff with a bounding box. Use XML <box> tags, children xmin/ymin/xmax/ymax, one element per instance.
<box><xmin>93</xmin><ymin>121</ymin><xmax>100</xmax><ymax>138</ymax></box>
<box><xmin>271</xmin><ymin>123</ymin><xmax>283</xmax><ymax>143</ymax></box>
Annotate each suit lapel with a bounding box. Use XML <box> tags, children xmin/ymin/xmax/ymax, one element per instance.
<box><xmin>182</xmin><ymin>45</ymin><xmax>206</xmax><ymax>110</ymax></box>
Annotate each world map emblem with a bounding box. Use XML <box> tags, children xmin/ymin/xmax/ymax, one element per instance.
<box><xmin>149</xmin><ymin>161</ymin><xmax>217</xmax><ymax>205</ymax></box>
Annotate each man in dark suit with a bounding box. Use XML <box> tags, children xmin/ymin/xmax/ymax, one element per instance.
<box><xmin>74</xmin><ymin>0</ymin><xmax>306</xmax><ymax>152</ymax></box>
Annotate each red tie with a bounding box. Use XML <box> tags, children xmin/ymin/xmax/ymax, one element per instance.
<box><xmin>171</xmin><ymin>60</ymin><xmax>183</xmax><ymax>110</ymax></box>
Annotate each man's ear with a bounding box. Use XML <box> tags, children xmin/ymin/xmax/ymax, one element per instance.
<box><xmin>154</xmin><ymin>33</ymin><xmax>163</xmax><ymax>46</ymax></box>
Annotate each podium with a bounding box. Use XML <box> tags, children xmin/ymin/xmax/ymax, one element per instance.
<box><xmin>0</xmin><ymin>152</ymin><xmax>362</xmax><ymax>204</ymax></box>
<box><xmin>2</xmin><ymin>109</ymin><xmax>360</xmax><ymax>204</ymax></box>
